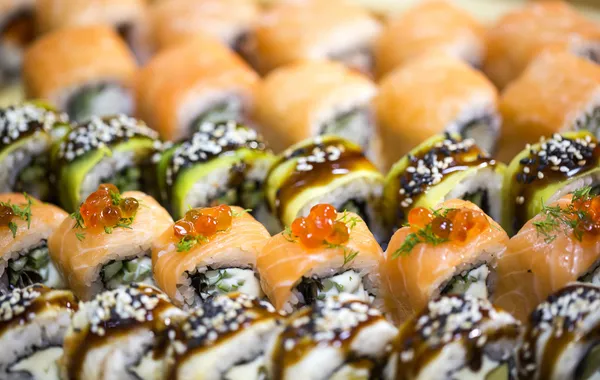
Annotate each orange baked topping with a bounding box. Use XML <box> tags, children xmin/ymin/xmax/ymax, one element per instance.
<box><xmin>79</xmin><ymin>183</ymin><xmax>139</xmax><ymax>229</ymax></box>
<box><xmin>289</xmin><ymin>204</ymin><xmax>350</xmax><ymax>249</ymax></box>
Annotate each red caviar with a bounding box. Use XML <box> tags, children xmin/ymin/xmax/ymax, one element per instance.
<box><xmin>408</xmin><ymin>207</ymin><xmax>434</xmax><ymax>232</ymax></box>
<box><xmin>177</xmin><ymin>205</ymin><xmax>234</xmax><ymax>242</ymax></box>
<box><xmin>79</xmin><ymin>183</ymin><xmax>139</xmax><ymax>229</ymax></box>
<box><xmin>409</xmin><ymin>206</ymin><xmax>490</xmax><ymax>243</ymax></box>
<box><xmin>289</xmin><ymin>204</ymin><xmax>351</xmax><ymax>248</ymax></box>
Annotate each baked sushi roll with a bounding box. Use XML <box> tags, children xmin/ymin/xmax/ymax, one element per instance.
<box><xmin>494</xmin><ymin>189</ymin><xmax>600</xmax><ymax>321</ymax></box>
<box><xmin>0</xmin><ymin>102</ymin><xmax>70</xmax><ymax>201</ymax></box>
<box><xmin>257</xmin><ymin>204</ymin><xmax>383</xmax><ymax>313</ymax></box>
<box><xmin>519</xmin><ymin>283</ymin><xmax>600</xmax><ymax>380</ymax></box>
<box><xmin>265</xmin><ymin>135</ymin><xmax>385</xmax><ymax>240</ymax></box>
<box><xmin>498</xmin><ymin>50</ymin><xmax>600</xmax><ymax>163</ymax></box>
<box><xmin>49</xmin><ymin>185</ymin><xmax>173</xmax><ymax>300</ymax></box>
<box><xmin>484</xmin><ymin>1</ymin><xmax>600</xmax><ymax>89</ymax></box>
<box><xmin>384</xmin><ymin>134</ymin><xmax>504</xmax><ymax>229</ymax></box>
<box><xmin>0</xmin><ymin>193</ymin><xmax>67</xmax><ymax>294</ymax></box>
<box><xmin>0</xmin><ymin>284</ymin><xmax>77</xmax><ymax>380</ymax></box>
<box><xmin>381</xmin><ymin>199</ymin><xmax>509</xmax><ymax>323</ymax></box>
<box><xmin>51</xmin><ymin>114</ymin><xmax>160</xmax><ymax>212</ymax></box>
<box><xmin>149</xmin><ymin>0</ymin><xmax>259</xmax><ymax>55</ymax></box>
<box><xmin>374</xmin><ymin>0</ymin><xmax>485</xmax><ymax>78</ymax></box>
<box><xmin>22</xmin><ymin>25</ymin><xmax>137</xmax><ymax>123</ymax></box>
<box><xmin>152</xmin><ymin>205</ymin><xmax>270</xmax><ymax>309</ymax></box>
<box><xmin>503</xmin><ymin>132</ymin><xmax>600</xmax><ymax>235</ymax></box>
<box><xmin>163</xmin><ymin>292</ymin><xmax>282</xmax><ymax>380</ymax></box>
<box><xmin>264</xmin><ymin>294</ymin><xmax>397</xmax><ymax>380</ymax></box>
<box><xmin>386</xmin><ymin>294</ymin><xmax>521</xmax><ymax>380</ymax></box>
<box><xmin>60</xmin><ymin>284</ymin><xmax>184</xmax><ymax>380</ymax></box>
<box><xmin>136</xmin><ymin>36</ymin><xmax>258</xmax><ymax>142</ymax></box>
<box><xmin>35</xmin><ymin>0</ymin><xmax>151</xmax><ymax>63</ymax></box>
<box><xmin>0</xmin><ymin>0</ymin><xmax>35</xmax><ymax>85</ymax></box>
<box><xmin>250</xmin><ymin>0</ymin><xmax>381</xmax><ymax>75</ymax></box>
<box><xmin>155</xmin><ymin>121</ymin><xmax>274</xmax><ymax>222</ymax></box>
<box><xmin>375</xmin><ymin>54</ymin><xmax>500</xmax><ymax>170</ymax></box>
<box><xmin>253</xmin><ymin>60</ymin><xmax>381</xmax><ymax>164</ymax></box>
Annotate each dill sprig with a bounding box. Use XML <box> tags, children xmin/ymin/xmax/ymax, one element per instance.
<box><xmin>109</xmin><ymin>190</ymin><xmax>122</xmax><ymax>206</ymax></box>
<box><xmin>337</xmin><ymin>210</ymin><xmax>361</xmax><ymax>230</ymax></box>
<box><xmin>342</xmin><ymin>248</ymin><xmax>359</xmax><ymax>266</ymax></box>
<box><xmin>392</xmin><ymin>224</ymin><xmax>449</xmax><ymax>258</ymax></box>
<box><xmin>232</xmin><ymin>208</ymin><xmax>252</xmax><ymax>217</ymax></box>
<box><xmin>1</xmin><ymin>193</ymin><xmax>33</xmax><ymax>238</ymax></box>
<box><xmin>282</xmin><ymin>225</ymin><xmax>297</xmax><ymax>242</ymax></box>
<box><xmin>70</xmin><ymin>210</ymin><xmax>85</xmax><ymax>229</ymax></box>
<box><xmin>176</xmin><ymin>234</ymin><xmax>208</xmax><ymax>252</ymax></box>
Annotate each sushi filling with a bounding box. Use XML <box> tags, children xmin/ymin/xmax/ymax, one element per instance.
<box><xmin>442</xmin><ymin>264</ymin><xmax>491</xmax><ymax>300</ymax></box>
<box><xmin>574</xmin><ymin>107</ymin><xmax>600</xmax><ymax>140</ymax></box>
<box><xmin>462</xmin><ymin>190</ymin><xmax>491</xmax><ymax>216</ymax></box>
<box><xmin>8</xmin><ymin>346</ymin><xmax>63</xmax><ymax>380</ymax></box>
<box><xmin>223</xmin><ymin>355</ymin><xmax>266</xmax><ymax>380</ymax></box>
<box><xmin>340</xmin><ymin>199</ymin><xmax>370</xmax><ymax>225</ymax></box>
<box><xmin>2</xmin><ymin>241</ymin><xmax>63</xmax><ymax>292</ymax></box>
<box><xmin>190</xmin><ymin>100</ymin><xmax>244</xmax><ymax>134</ymax></box>
<box><xmin>65</xmin><ymin>83</ymin><xmax>133</xmax><ymax>122</ymax></box>
<box><xmin>101</xmin><ymin>257</ymin><xmax>153</xmax><ymax>289</ymax></box>
<box><xmin>329</xmin><ymin>46</ymin><xmax>374</xmax><ymax>76</ymax></box>
<box><xmin>319</xmin><ymin>107</ymin><xmax>372</xmax><ymax>150</ymax></box>
<box><xmin>575</xmin><ymin>344</ymin><xmax>600</xmax><ymax>380</ymax></box>
<box><xmin>0</xmin><ymin>137</ymin><xmax>50</xmax><ymax>199</ymax></box>
<box><xmin>102</xmin><ymin>166</ymin><xmax>142</xmax><ymax>194</ymax></box>
<box><xmin>186</xmin><ymin>268</ymin><xmax>262</xmax><ymax>303</ymax></box>
<box><xmin>451</xmin><ymin>355</ymin><xmax>509</xmax><ymax>380</ymax></box>
<box><xmin>459</xmin><ymin>114</ymin><xmax>498</xmax><ymax>154</ymax></box>
<box><xmin>293</xmin><ymin>270</ymin><xmax>371</xmax><ymax>307</ymax></box>
<box><xmin>0</xmin><ymin>9</ymin><xmax>35</xmax><ymax>80</ymax></box>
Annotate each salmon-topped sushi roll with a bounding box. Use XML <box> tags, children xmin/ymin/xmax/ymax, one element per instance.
<box><xmin>257</xmin><ymin>204</ymin><xmax>383</xmax><ymax>313</ymax></box>
<box><xmin>497</xmin><ymin>50</ymin><xmax>600</xmax><ymax>163</ymax></box>
<box><xmin>381</xmin><ymin>199</ymin><xmax>509</xmax><ymax>323</ymax></box>
<box><xmin>375</xmin><ymin>0</ymin><xmax>485</xmax><ymax>78</ymax></box>
<box><xmin>0</xmin><ymin>0</ymin><xmax>35</xmax><ymax>86</ymax></box>
<box><xmin>0</xmin><ymin>193</ymin><xmax>67</xmax><ymax>294</ymax></box>
<box><xmin>152</xmin><ymin>205</ymin><xmax>270</xmax><ymax>309</ymax></box>
<box><xmin>49</xmin><ymin>184</ymin><xmax>173</xmax><ymax>300</ymax></box>
<box><xmin>484</xmin><ymin>1</ymin><xmax>600</xmax><ymax>89</ymax></box>
<box><xmin>494</xmin><ymin>187</ymin><xmax>600</xmax><ymax>321</ymax></box>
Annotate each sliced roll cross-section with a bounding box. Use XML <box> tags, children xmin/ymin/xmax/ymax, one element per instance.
<box><xmin>0</xmin><ymin>0</ymin><xmax>35</xmax><ymax>85</ymax></box>
<box><xmin>381</xmin><ymin>199</ymin><xmax>509</xmax><ymax>323</ymax></box>
<box><xmin>386</xmin><ymin>294</ymin><xmax>521</xmax><ymax>380</ymax></box>
<box><xmin>163</xmin><ymin>293</ymin><xmax>282</xmax><ymax>380</ymax></box>
<box><xmin>384</xmin><ymin>134</ymin><xmax>503</xmax><ymax>230</ymax></box>
<box><xmin>59</xmin><ymin>284</ymin><xmax>185</xmax><ymax>380</ymax></box>
<box><xmin>264</xmin><ymin>294</ymin><xmax>397</xmax><ymax>380</ymax></box>
<box><xmin>23</xmin><ymin>25</ymin><xmax>137</xmax><ymax>123</ymax></box>
<box><xmin>0</xmin><ymin>284</ymin><xmax>77</xmax><ymax>380</ymax></box>
<box><xmin>0</xmin><ymin>102</ymin><xmax>70</xmax><ymax>201</ymax></box>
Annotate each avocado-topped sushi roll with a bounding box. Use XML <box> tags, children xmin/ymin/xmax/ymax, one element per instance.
<box><xmin>156</xmin><ymin>121</ymin><xmax>274</xmax><ymax>222</ymax></box>
<box><xmin>384</xmin><ymin>134</ymin><xmax>503</xmax><ymax>230</ymax></box>
<box><xmin>0</xmin><ymin>0</ymin><xmax>35</xmax><ymax>85</ymax></box>
<box><xmin>386</xmin><ymin>294</ymin><xmax>521</xmax><ymax>380</ymax></box>
<box><xmin>0</xmin><ymin>102</ymin><xmax>69</xmax><ymax>200</ymax></box>
<box><xmin>0</xmin><ymin>193</ymin><xmax>67</xmax><ymax>295</ymax></box>
<box><xmin>375</xmin><ymin>54</ymin><xmax>500</xmax><ymax>169</ymax></box>
<box><xmin>503</xmin><ymin>132</ymin><xmax>600</xmax><ymax>235</ymax></box>
<box><xmin>1</xmin><ymin>284</ymin><xmax>77</xmax><ymax>380</ymax></box>
<box><xmin>264</xmin><ymin>294</ymin><xmax>397</xmax><ymax>380</ymax></box>
<box><xmin>163</xmin><ymin>293</ymin><xmax>282</xmax><ymax>380</ymax></box>
<box><xmin>23</xmin><ymin>25</ymin><xmax>137</xmax><ymax>122</ymax></box>
<box><xmin>52</xmin><ymin>114</ymin><xmax>160</xmax><ymax>212</ymax></box>
<box><xmin>519</xmin><ymin>283</ymin><xmax>600</xmax><ymax>380</ymax></box>
<box><xmin>60</xmin><ymin>284</ymin><xmax>184</xmax><ymax>380</ymax></box>
<box><xmin>265</xmin><ymin>135</ymin><xmax>385</xmax><ymax>240</ymax></box>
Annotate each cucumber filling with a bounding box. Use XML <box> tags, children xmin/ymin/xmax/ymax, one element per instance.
<box><xmin>8</xmin><ymin>346</ymin><xmax>63</xmax><ymax>380</ymax></box>
<box><xmin>208</xmin><ymin>168</ymin><xmax>264</xmax><ymax>211</ymax></box>
<box><xmin>442</xmin><ymin>265</ymin><xmax>490</xmax><ymax>299</ymax></box>
<box><xmin>575</xmin><ymin>344</ymin><xmax>600</xmax><ymax>380</ymax></box>
<box><xmin>459</xmin><ymin>115</ymin><xmax>496</xmax><ymax>154</ymax></box>
<box><xmin>101</xmin><ymin>256</ymin><xmax>153</xmax><ymax>289</ymax></box>
<box><xmin>189</xmin><ymin>268</ymin><xmax>261</xmax><ymax>301</ymax></box>
<box><xmin>294</xmin><ymin>270</ymin><xmax>369</xmax><ymax>306</ymax></box>
<box><xmin>330</xmin><ymin>362</ymin><xmax>373</xmax><ymax>380</ymax></box>
<box><xmin>66</xmin><ymin>83</ymin><xmax>132</xmax><ymax>122</ymax></box>
<box><xmin>224</xmin><ymin>355</ymin><xmax>265</xmax><ymax>380</ymax></box>
<box><xmin>452</xmin><ymin>356</ymin><xmax>508</xmax><ymax>380</ymax></box>
<box><xmin>14</xmin><ymin>156</ymin><xmax>50</xmax><ymax>201</ymax></box>
<box><xmin>575</xmin><ymin>107</ymin><xmax>600</xmax><ymax>140</ymax></box>
<box><xmin>320</xmin><ymin>108</ymin><xmax>371</xmax><ymax>150</ymax></box>
<box><xmin>102</xmin><ymin>166</ymin><xmax>142</xmax><ymax>194</ymax></box>
<box><xmin>5</xmin><ymin>242</ymin><xmax>60</xmax><ymax>291</ymax></box>
<box><xmin>462</xmin><ymin>190</ymin><xmax>491</xmax><ymax>216</ymax></box>
<box><xmin>190</xmin><ymin>101</ymin><xmax>243</xmax><ymax>133</ymax></box>
<box><xmin>129</xmin><ymin>346</ymin><xmax>163</xmax><ymax>380</ymax></box>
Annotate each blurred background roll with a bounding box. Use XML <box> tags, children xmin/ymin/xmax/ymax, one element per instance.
<box><xmin>0</xmin><ymin>0</ymin><xmax>35</xmax><ymax>87</ymax></box>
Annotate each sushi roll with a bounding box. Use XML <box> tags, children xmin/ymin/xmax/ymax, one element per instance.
<box><xmin>0</xmin><ymin>284</ymin><xmax>77</xmax><ymax>380</ymax></box>
<box><xmin>250</xmin><ymin>0</ymin><xmax>381</xmax><ymax>75</ymax></box>
<box><xmin>51</xmin><ymin>114</ymin><xmax>160</xmax><ymax>212</ymax></box>
<box><xmin>265</xmin><ymin>135</ymin><xmax>385</xmax><ymax>240</ymax></box>
<box><xmin>381</xmin><ymin>199</ymin><xmax>509</xmax><ymax>323</ymax></box>
<box><xmin>149</xmin><ymin>0</ymin><xmax>259</xmax><ymax>55</ymax></box>
<box><xmin>264</xmin><ymin>294</ymin><xmax>397</xmax><ymax>380</ymax></box>
<box><xmin>519</xmin><ymin>283</ymin><xmax>600</xmax><ymax>380</ymax></box>
<box><xmin>374</xmin><ymin>0</ymin><xmax>485</xmax><ymax>78</ymax></box>
<box><xmin>0</xmin><ymin>102</ymin><xmax>70</xmax><ymax>201</ymax></box>
<box><xmin>386</xmin><ymin>294</ymin><xmax>521</xmax><ymax>380</ymax></box>
<box><xmin>152</xmin><ymin>205</ymin><xmax>270</xmax><ymax>309</ymax></box>
<box><xmin>0</xmin><ymin>193</ymin><xmax>67</xmax><ymax>294</ymax></box>
<box><xmin>155</xmin><ymin>121</ymin><xmax>274</xmax><ymax>222</ymax></box>
<box><xmin>253</xmin><ymin>60</ymin><xmax>381</xmax><ymax>165</ymax></box>
<box><xmin>497</xmin><ymin>50</ymin><xmax>600</xmax><ymax>163</ymax></box>
<box><xmin>48</xmin><ymin>185</ymin><xmax>173</xmax><ymax>300</ymax></box>
<box><xmin>257</xmin><ymin>204</ymin><xmax>383</xmax><ymax>313</ymax></box>
<box><xmin>484</xmin><ymin>1</ymin><xmax>600</xmax><ymax>89</ymax></box>
<box><xmin>503</xmin><ymin>132</ymin><xmax>600</xmax><ymax>235</ymax></box>
<box><xmin>383</xmin><ymin>134</ymin><xmax>503</xmax><ymax>229</ymax></box>
<box><xmin>22</xmin><ymin>25</ymin><xmax>137</xmax><ymax>123</ymax></box>
<box><xmin>136</xmin><ymin>36</ymin><xmax>258</xmax><ymax>142</ymax></box>
<box><xmin>35</xmin><ymin>0</ymin><xmax>151</xmax><ymax>63</ymax></box>
<box><xmin>0</xmin><ymin>0</ymin><xmax>35</xmax><ymax>86</ymax></box>
<box><xmin>494</xmin><ymin>189</ymin><xmax>600</xmax><ymax>321</ymax></box>
<box><xmin>163</xmin><ymin>292</ymin><xmax>282</xmax><ymax>380</ymax></box>
<box><xmin>375</xmin><ymin>54</ymin><xmax>500</xmax><ymax>170</ymax></box>
<box><xmin>59</xmin><ymin>284</ymin><xmax>184</xmax><ymax>380</ymax></box>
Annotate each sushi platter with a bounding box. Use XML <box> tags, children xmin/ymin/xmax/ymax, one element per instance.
<box><xmin>3</xmin><ymin>0</ymin><xmax>600</xmax><ymax>379</ymax></box>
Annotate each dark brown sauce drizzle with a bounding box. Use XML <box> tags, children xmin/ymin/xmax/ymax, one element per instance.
<box><xmin>273</xmin><ymin>137</ymin><xmax>377</xmax><ymax>221</ymax></box>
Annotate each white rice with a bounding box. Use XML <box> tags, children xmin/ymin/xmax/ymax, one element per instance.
<box><xmin>183</xmin><ymin>164</ymin><xmax>235</xmax><ymax>210</ymax></box>
<box><xmin>547</xmin><ymin>171</ymin><xmax>600</xmax><ymax>205</ymax></box>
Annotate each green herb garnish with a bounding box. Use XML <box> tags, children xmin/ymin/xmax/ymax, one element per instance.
<box><xmin>392</xmin><ymin>224</ymin><xmax>449</xmax><ymax>258</ymax></box>
<box><xmin>342</xmin><ymin>248</ymin><xmax>359</xmax><ymax>266</ymax></box>
<box><xmin>1</xmin><ymin>194</ymin><xmax>34</xmax><ymax>238</ymax></box>
<box><xmin>337</xmin><ymin>210</ymin><xmax>360</xmax><ymax>230</ymax></box>
<box><xmin>176</xmin><ymin>234</ymin><xmax>208</xmax><ymax>252</ymax></box>
<box><xmin>75</xmin><ymin>232</ymin><xmax>86</xmax><ymax>241</ymax></box>
<box><xmin>283</xmin><ymin>225</ymin><xmax>297</xmax><ymax>242</ymax></box>
<box><xmin>232</xmin><ymin>208</ymin><xmax>252</xmax><ymax>217</ymax></box>
<box><xmin>109</xmin><ymin>190</ymin><xmax>122</xmax><ymax>206</ymax></box>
